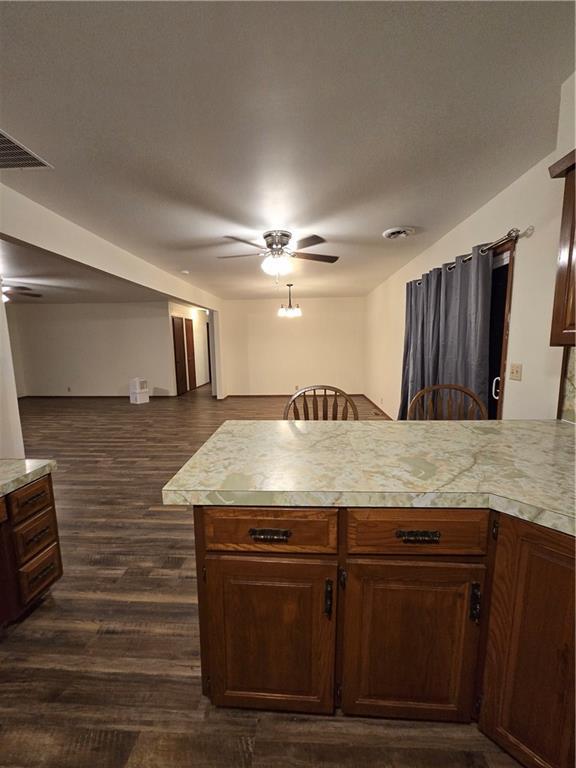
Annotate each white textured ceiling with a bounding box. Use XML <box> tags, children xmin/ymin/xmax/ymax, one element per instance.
<box><xmin>0</xmin><ymin>238</ymin><xmax>177</xmax><ymax>304</ymax></box>
<box><xmin>0</xmin><ymin>2</ymin><xmax>573</xmax><ymax>299</ymax></box>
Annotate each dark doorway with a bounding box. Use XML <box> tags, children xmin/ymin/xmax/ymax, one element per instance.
<box><xmin>488</xmin><ymin>245</ymin><xmax>515</xmax><ymax>418</ymax></box>
<box><xmin>172</xmin><ymin>316</ymin><xmax>188</xmax><ymax>396</ymax></box>
<box><xmin>185</xmin><ymin>318</ymin><xmax>197</xmax><ymax>390</ymax></box>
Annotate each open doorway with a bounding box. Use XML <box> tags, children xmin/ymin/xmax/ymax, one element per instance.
<box><xmin>169</xmin><ymin>303</ymin><xmax>212</xmax><ymax>397</ymax></box>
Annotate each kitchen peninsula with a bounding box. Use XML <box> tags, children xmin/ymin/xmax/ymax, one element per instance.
<box><xmin>163</xmin><ymin>419</ymin><xmax>575</xmax><ymax>768</ymax></box>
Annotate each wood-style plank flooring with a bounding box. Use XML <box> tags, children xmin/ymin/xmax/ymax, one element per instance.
<box><xmin>0</xmin><ymin>387</ymin><xmax>520</xmax><ymax>767</ymax></box>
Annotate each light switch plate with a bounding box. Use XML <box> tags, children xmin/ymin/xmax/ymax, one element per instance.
<box><xmin>509</xmin><ymin>363</ymin><xmax>523</xmax><ymax>381</ymax></box>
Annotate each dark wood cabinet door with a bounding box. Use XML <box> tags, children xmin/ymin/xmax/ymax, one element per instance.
<box><xmin>206</xmin><ymin>555</ymin><xmax>337</xmax><ymax>713</ymax></box>
<box><xmin>341</xmin><ymin>560</ymin><xmax>485</xmax><ymax>721</ymax></box>
<box><xmin>171</xmin><ymin>316</ymin><xmax>188</xmax><ymax>395</ymax></box>
<box><xmin>550</xmin><ymin>155</ymin><xmax>575</xmax><ymax>346</ymax></box>
<box><xmin>480</xmin><ymin>516</ymin><xmax>575</xmax><ymax>768</ymax></box>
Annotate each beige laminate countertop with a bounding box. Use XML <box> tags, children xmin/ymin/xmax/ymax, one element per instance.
<box><xmin>162</xmin><ymin>419</ymin><xmax>575</xmax><ymax>536</ymax></box>
<box><xmin>0</xmin><ymin>459</ymin><xmax>56</xmax><ymax>498</ymax></box>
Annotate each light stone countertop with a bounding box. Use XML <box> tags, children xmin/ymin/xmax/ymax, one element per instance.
<box><xmin>0</xmin><ymin>459</ymin><xmax>56</xmax><ymax>498</ymax></box>
<box><xmin>162</xmin><ymin>419</ymin><xmax>575</xmax><ymax>536</ymax></box>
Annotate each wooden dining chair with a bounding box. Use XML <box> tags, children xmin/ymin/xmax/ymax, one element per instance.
<box><xmin>283</xmin><ymin>385</ymin><xmax>359</xmax><ymax>421</ymax></box>
<box><xmin>407</xmin><ymin>384</ymin><xmax>488</xmax><ymax>421</ymax></box>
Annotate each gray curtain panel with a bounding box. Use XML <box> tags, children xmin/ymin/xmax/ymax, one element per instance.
<box><xmin>398</xmin><ymin>245</ymin><xmax>493</xmax><ymax>419</ymax></box>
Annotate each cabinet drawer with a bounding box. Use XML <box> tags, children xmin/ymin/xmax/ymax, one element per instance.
<box><xmin>203</xmin><ymin>507</ymin><xmax>338</xmax><ymax>553</ymax></box>
<box><xmin>0</xmin><ymin>497</ymin><xmax>6</xmax><ymax>523</ymax></box>
<box><xmin>12</xmin><ymin>507</ymin><xmax>58</xmax><ymax>566</ymax></box>
<box><xmin>7</xmin><ymin>475</ymin><xmax>53</xmax><ymax>525</ymax></box>
<box><xmin>18</xmin><ymin>543</ymin><xmax>62</xmax><ymax>605</ymax></box>
<box><xmin>347</xmin><ymin>509</ymin><xmax>489</xmax><ymax>555</ymax></box>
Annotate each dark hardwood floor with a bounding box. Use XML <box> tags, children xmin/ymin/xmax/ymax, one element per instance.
<box><xmin>0</xmin><ymin>387</ymin><xmax>519</xmax><ymax>767</ymax></box>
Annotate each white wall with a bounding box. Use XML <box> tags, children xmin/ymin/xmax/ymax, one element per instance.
<box><xmin>366</xmin><ymin>72</ymin><xmax>575</xmax><ymax>419</ymax></box>
<box><xmin>221</xmin><ymin>297</ymin><xmax>365</xmax><ymax>396</ymax></box>
<box><xmin>169</xmin><ymin>302</ymin><xmax>211</xmax><ymax>388</ymax></box>
<box><xmin>6</xmin><ymin>302</ymin><xmax>177</xmax><ymax>397</ymax></box>
<box><xmin>0</xmin><ymin>299</ymin><xmax>24</xmax><ymax>457</ymax></box>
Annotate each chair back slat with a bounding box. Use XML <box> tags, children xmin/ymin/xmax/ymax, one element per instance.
<box><xmin>457</xmin><ymin>393</ymin><xmax>464</xmax><ymax>419</ymax></box>
<box><xmin>283</xmin><ymin>385</ymin><xmax>359</xmax><ymax>421</ymax></box>
<box><xmin>408</xmin><ymin>384</ymin><xmax>487</xmax><ymax>421</ymax></box>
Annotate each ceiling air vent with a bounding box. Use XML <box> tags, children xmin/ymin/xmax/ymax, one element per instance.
<box><xmin>0</xmin><ymin>130</ymin><xmax>51</xmax><ymax>170</ymax></box>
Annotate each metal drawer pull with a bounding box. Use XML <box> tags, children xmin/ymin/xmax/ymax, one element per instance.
<box><xmin>22</xmin><ymin>491</ymin><xmax>47</xmax><ymax>507</ymax></box>
<box><xmin>248</xmin><ymin>528</ymin><xmax>292</xmax><ymax>543</ymax></box>
<box><xmin>29</xmin><ymin>562</ymin><xmax>56</xmax><ymax>585</ymax></box>
<box><xmin>395</xmin><ymin>529</ymin><xmax>442</xmax><ymax>544</ymax></box>
<box><xmin>26</xmin><ymin>526</ymin><xmax>52</xmax><ymax>547</ymax></box>
<box><xmin>324</xmin><ymin>579</ymin><xmax>334</xmax><ymax>618</ymax></box>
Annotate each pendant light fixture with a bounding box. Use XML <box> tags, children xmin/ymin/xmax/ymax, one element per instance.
<box><xmin>278</xmin><ymin>283</ymin><xmax>302</xmax><ymax>318</ymax></box>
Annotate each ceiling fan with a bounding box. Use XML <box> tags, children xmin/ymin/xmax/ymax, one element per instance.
<box><xmin>1</xmin><ymin>284</ymin><xmax>43</xmax><ymax>303</ymax></box>
<box><xmin>218</xmin><ymin>230</ymin><xmax>339</xmax><ymax>276</ymax></box>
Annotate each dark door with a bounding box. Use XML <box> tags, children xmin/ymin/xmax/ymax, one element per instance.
<box><xmin>184</xmin><ymin>317</ymin><xmax>196</xmax><ymax>390</ymax></box>
<box><xmin>480</xmin><ymin>515</ymin><xmax>575</xmax><ymax>768</ymax></box>
<box><xmin>172</xmin><ymin>316</ymin><xmax>188</xmax><ymax>396</ymax></box>
<box><xmin>341</xmin><ymin>560</ymin><xmax>485</xmax><ymax>721</ymax></box>
<box><xmin>206</xmin><ymin>555</ymin><xmax>338</xmax><ymax>714</ymax></box>
<box><xmin>206</xmin><ymin>320</ymin><xmax>212</xmax><ymax>383</ymax></box>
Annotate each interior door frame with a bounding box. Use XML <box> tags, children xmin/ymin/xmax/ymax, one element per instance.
<box><xmin>494</xmin><ymin>241</ymin><xmax>517</xmax><ymax>419</ymax></box>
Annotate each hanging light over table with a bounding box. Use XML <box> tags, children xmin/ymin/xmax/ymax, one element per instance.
<box><xmin>278</xmin><ymin>283</ymin><xmax>302</xmax><ymax>318</ymax></box>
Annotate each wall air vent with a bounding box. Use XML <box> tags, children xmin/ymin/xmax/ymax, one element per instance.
<box><xmin>0</xmin><ymin>130</ymin><xmax>52</xmax><ymax>169</ymax></box>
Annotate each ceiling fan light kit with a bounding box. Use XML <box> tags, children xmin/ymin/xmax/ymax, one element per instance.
<box><xmin>261</xmin><ymin>253</ymin><xmax>293</xmax><ymax>277</ymax></box>
<box><xmin>278</xmin><ymin>283</ymin><xmax>302</xmax><ymax>318</ymax></box>
<box><xmin>220</xmin><ymin>230</ymin><xmax>337</xmax><ymax>314</ymax></box>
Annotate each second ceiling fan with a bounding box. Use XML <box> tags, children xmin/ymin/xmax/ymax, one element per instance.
<box><xmin>218</xmin><ymin>230</ymin><xmax>339</xmax><ymax>276</ymax></box>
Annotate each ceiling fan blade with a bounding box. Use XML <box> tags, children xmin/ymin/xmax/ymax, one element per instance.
<box><xmin>224</xmin><ymin>236</ymin><xmax>263</xmax><ymax>249</ymax></box>
<box><xmin>293</xmin><ymin>252</ymin><xmax>339</xmax><ymax>264</ymax></box>
<box><xmin>294</xmin><ymin>234</ymin><xmax>326</xmax><ymax>250</ymax></box>
<box><xmin>18</xmin><ymin>291</ymin><xmax>43</xmax><ymax>298</ymax></box>
<box><xmin>3</xmin><ymin>285</ymin><xmax>32</xmax><ymax>291</ymax></box>
<box><xmin>217</xmin><ymin>252</ymin><xmax>260</xmax><ymax>260</ymax></box>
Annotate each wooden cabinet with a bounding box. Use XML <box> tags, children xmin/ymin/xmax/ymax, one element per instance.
<box><xmin>341</xmin><ymin>560</ymin><xmax>485</xmax><ymax>721</ymax></box>
<box><xmin>549</xmin><ymin>150</ymin><xmax>575</xmax><ymax>346</ymax></box>
<box><xmin>205</xmin><ymin>555</ymin><xmax>337</xmax><ymax>713</ymax></box>
<box><xmin>0</xmin><ymin>474</ymin><xmax>63</xmax><ymax>626</ymax></box>
<box><xmin>196</xmin><ymin>505</ymin><xmax>491</xmax><ymax>722</ymax></box>
<box><xmin>480</xmin><ymin>515</ymin><xmax>575</xmax><ymax>768</ymax></box>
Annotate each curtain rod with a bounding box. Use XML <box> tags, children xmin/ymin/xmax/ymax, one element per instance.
<box><xmin>415</xmin><ymin>228</ymin><xmax>522</xmax><ymax>284</ymax></box>
<box><xmin>478</xmin><ymin>228</ymin><xmax>521</xmax><ymax>255</ymax></box>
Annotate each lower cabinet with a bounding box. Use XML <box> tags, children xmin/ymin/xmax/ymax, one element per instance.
<box><xmin>196</xmin><ymin>504</ymin><xmax>575</xmax><ymax>767</ymax></box>
<box><xmin>0</xmin><ymin>475</ymin><xmax>63</xmax><ymax>627</ymax></box>
<box><xmin>341</xmin><ymin>560</ymin><xmax>485</xmax><ymax>721</ymax></box>
<box><xmin>480</xmin><ymin>515</ymin><xmax>575</xmax><ymax>768</ymax></box>
<box><xmin>205</xmin><ymin>555</ymin><xmax>338</xmax><ymax>714</ymax></box>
